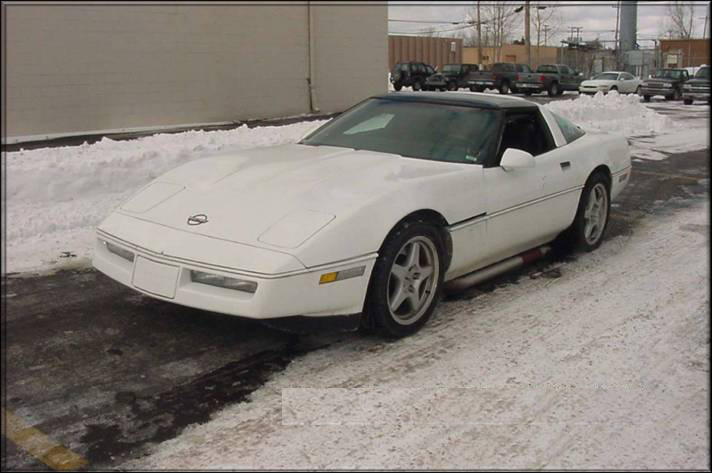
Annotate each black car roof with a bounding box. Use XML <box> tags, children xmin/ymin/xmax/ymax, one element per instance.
<box><xmin>374</xmin><ymin>92</ymin><xmax>539</xmax><ymax>110</ymax></box>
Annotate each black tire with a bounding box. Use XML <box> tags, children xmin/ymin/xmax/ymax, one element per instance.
<box><xmin>412</xmin><ymin>81</ymin><xmax>422</xmax><ymax>91</ymax></box>
<box><xmin>447</xmin><ymin>81</ymin><xmax>457</xmax><ymax>91</ymax></box>
<box><xmin>643</xmin><ymin>95</ymin><xmax>651</xmax><ymax>102</ymax></box>
<box><xmin>394</xmin><ymin>83</ymin><xmax>402</xmax><ymax>92</ymax></box>
<box><xmin>364</xmin><ymin>221</ymin><xmax>446</xmax><ymax>338</ymax></box>
<box><xmin>684</xmin><ymin>98</ymin><xmax>693</xmax><ymax>105</ymax></box>
<box><xmin>499</xmin><ymin>81</ymin><xmax>510</xmax><ymax>95</ymax></box>
<box><xmin>609</xmin><ymin>86</ymin><xmax>617</xmax><ymax>93</ymax></box>
<box><xmin>559</xmin><ymin>172</ymin><xmax>611</xmax><ymax>253</ymax></box>
<box><xmin>469</xmin><ymin>86</ymin><xmax>477</xmax><ymax>92</ymax></box>
<box><xmin>524</xmin><ymin>91</ymin><xmax>532</xmax><ymax>96</ymax></box>
<box><xmin>547</xmin><ymin>82</ymin><xmax>559</xmax><ymax>97</ymax></box>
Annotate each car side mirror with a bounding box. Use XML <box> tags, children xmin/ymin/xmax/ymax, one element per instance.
<box><xmin>501</xmin><ymin>148</ymin><xmax>535</xmax><ymax>171</ymax></box>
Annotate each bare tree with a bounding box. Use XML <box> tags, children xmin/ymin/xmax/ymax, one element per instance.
<box><xmin>529</xmin><ymin>2</ymin><xmax>563</xmax><ymax>65</ymax></box>
<box><xmin>665</xmin><ymin>1</ymin><xmax>696</xmax><ymax>38</ymax></box>
<box><xmin>469</xmin><ymin>1</ymin><xmax>521</xmax><ymax>62</ymax></box>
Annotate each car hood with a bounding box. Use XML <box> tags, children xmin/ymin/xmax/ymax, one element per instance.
<box><xmin>111</xmin><ymin>143</ymin><xmax>456</xmax><ymax>250</ymax></box>
<box><xmin>581</xmin><ymin>79</ymin><xmax>616</xmax><ymax>87</ymax></box>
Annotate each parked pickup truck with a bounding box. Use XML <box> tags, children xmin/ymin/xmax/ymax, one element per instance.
<box><xmin>514</xmin><ymin>64</ymin><xmax>583</xmax><ymax>96</ymax></box>
<box><xmin>465</xmin><ymin>63</ymin><xmax>532</xmax><ymax>94</ymax></box>
<box><xmin>682</xmin><ymin>65</ymin><xmax>710</xmax><ymax>104</ymax></box>
<box><xmin>638</xmin><ymin>68</ymin><xmax>690</xmax><ymax>102</ymax></box>
<box><xmin>425</xmin><ymin>63</ymin><xmax>479</xmax><ymax>91</ymax></box>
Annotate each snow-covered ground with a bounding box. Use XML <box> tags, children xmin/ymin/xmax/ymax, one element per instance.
<box><xmin>125</xmin><ymin>199</ymin><xmax>709</xmax><ymax>469</ymax></box>
<box><xmin>2</xmin><ymin>93</ymin><xmax>708</xmax><ymax>274</ymax></box>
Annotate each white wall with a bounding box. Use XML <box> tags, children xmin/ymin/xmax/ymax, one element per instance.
<box><xmin>2</xmin><ymin>3</ymin><xmax>387</xmax><ymax>140</ymax></box>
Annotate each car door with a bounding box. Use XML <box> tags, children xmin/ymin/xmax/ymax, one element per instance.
<box><xmin>620</xmin><ymin>72</ymin><xmax>635</xmax><ymax>93</ymax></box>
<box><xmin>481</xmin><ymin>110</ymin><xmax>562</xmax><ymax>266</ymax></box>
<box><xmin>559</xmin><ymin>65</ymin><xmax>574</xmax><ymax>89</ymax></box>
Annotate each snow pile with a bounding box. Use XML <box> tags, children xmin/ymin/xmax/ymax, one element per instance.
<box><xmin>4</xmin><ymin>121</ymin><xmax>325</xmax><ymax>273</ymax></box>
<box><xmin>544</xmin><ymin>91</ymin><xmax>676</xmax><ymax>137</ymax></box>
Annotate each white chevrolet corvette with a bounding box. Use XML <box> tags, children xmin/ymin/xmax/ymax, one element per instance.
<box><xmin>94</xmin><ymin>92</ymin><xmax>631</xmax><ymax>337</ymax></box>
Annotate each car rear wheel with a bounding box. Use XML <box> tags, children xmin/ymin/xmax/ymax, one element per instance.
<box><xmin>560</xmin><ymin>172</ymin><xmax>611</xmax><ymax>252</ymax></box>
<box><xmin>684</xmin><ymin>98</ymin><xmax>693</xmax><ymax>105</ymax></box>
<box><xmin>412</xmin><ymin>81</ymin><xmax>422</xmax><ymax>91</ymax></box>
<box><xmin>609</xmin><ymin>86</ymin><xmax>617</xmax><ymax>93</ymax></box>
<box><xmin>447</xmin><ymin>82</ymin><xmax>457</xmax><ymax>91</ymax></box>
<box><xmin>643</xmin><ymin>95</ymin><xmax>651</xmax><ymax>102</ymax></box>
<box><xmin>499</xmin><ymin>81</ymin><xmax>510</xmax><ymax>95</ymax></box>
<box><xmin>394</xmin><ymin>83</ymin><xmax>402</xmax><ymax>91</ymax></box>
<box><xmin>548</xmin><ymin>82</ymin><xmax>559</xmax><ymax>97</ymax></box>
<box><xmin>634</xmin><ymin>85</ymin><xmax>641</xmax><ymax>95</ymax></box>
<box><xmin>364</xmin><ymin>222</ymin><xmax>445</xmax><ymax>338</ymax></box>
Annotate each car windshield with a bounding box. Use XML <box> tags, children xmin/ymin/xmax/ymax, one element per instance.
<box><xmin>694</xmin><ymin>67</ymin><xmax>710</xmax><ymax>79</ymax></box>
<box><xmin>593</xmin><ymin>73</ymin><xmax>619</xmax><ymax>81</ymax></box>
<box><xmin>442</xmin><ymin>64</ymin><xmax>461</xmax><ymax>74</ymax></box>
<box><xmin>652</xmin><ymin>69</ymin><xmax>682</xmax><ymax>79</ymax></box>
<box><xmin>300</xmin><ymin>98</ymin><xmax>499</xmax><ymax>165</ymax></box>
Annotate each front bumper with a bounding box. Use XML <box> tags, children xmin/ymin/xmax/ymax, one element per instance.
<box><xmin>93</xmin><ymin>225</ymin><xmax>376</xmax><ymax>319</ymax></box>
<box><xmin>682</xmin><ymin>90</ymin><xmax>710</xmax><ymax>101</ymax></box>
<box><xmin>579</xmin><ymin>86</ymin><xmax>608</xmax><ymax>94</ymax></box>
<box><xmin>638</xmin><ymin>87</ymin><xmax>673</xmax><ymax>97</ymax></box>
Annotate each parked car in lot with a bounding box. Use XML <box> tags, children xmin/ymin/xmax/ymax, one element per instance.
<box><xmin>94</xmin><ymin>92</ymin><xmax>631</xmax><ymax>338</ymax></box>
<box><xmin>682</xmin><ymin>65</ymin><xmax>710</xmax><ymax>104</ymax></box>
<box><xmin>390</xmin><ymin>62</ymin><xmax>436</xmax><ymax>91</ymax></box>
<box><xmin>466</xmin><ymin>63</ymin><xmax>532</xmax><ymax>94</ymax></box>
<box><xmin>638</xmin><ymin>68</ymin><xmax>690</xmax><ymax>101</ymax></box>
<box><xmin>425</xmin><ymin>63</ymin><xmax>479</xmax><ymax>91</ymax></box>
<box><xmin>579</xmin><ymin>71</ymin><xmax>642</xmax><ymax>95</ymax></box>
<box><xmin>515</xmin><ymin>64</ymin><xmax>583</xmax><ymax>96</ymax></box>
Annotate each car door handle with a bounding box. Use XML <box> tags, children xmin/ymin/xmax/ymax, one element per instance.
<box><xmin>560</xmin><ymin>161</ymin><xmax>571</xmax><ymax>170</ymax></box>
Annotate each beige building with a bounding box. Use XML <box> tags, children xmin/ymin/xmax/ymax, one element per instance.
<box><xmin>463</xmin><ymin>44</ymin><xmax>559</xmax><ymax>69</ymax></box>
<box><xmin>2</xmin><ymin>3</ymin><xmax>387</xmax><ymax>142</ymax></box>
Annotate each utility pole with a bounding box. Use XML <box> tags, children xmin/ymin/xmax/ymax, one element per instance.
<box><xmin>614</xmin><ymin>1</ymin><xmax>620</xmax><ymax>69</ymax></box>
<box><xmin>525</xmin><ymin>1</ymin><xmax>531</xmax><ymax>68</ymax></box>
<box><xmin>477</xmin><ymin>1</ymin><xmax>483</xmax><ymax>66</ymax></box>
<box><xmin>700</xmin><ymin>15</ymin><xmax>708</xmax><ymax>39</ymax></box>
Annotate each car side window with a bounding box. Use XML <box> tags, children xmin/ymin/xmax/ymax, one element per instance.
<box><xmin>550</xmin><ymin>112</ymin><xmax>585</xmax><ymax>144</ymax></box>
<box><xmin>494</xmin><ymin>111</ymin><xmax>556</xmax><ymax>166</ymax></box>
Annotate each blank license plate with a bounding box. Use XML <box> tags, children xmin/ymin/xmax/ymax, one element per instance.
<box><xmin>132</xmin><ymin>256</ymin><xmax>179</xmax><ymax>299</ymax></box>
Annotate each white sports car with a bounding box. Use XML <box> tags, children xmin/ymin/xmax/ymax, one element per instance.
<box><xmin>579</xmin><ymin>71</ymin><xmax>642</xmax><ymax>95</ymax></box>
<box><xmin>93</xmin><ymin>92</ymin><xmax>631</xmax><ymax>337</ymax></box>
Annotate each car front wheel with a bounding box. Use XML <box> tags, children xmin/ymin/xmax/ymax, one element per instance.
<box><xmin>394</xmin><ymin>83</ymin><xmax>402</xmax><ymax>91</ymax></box>
<box><xmin>412</xmin><ymin>81</ymin><xmax>422</xmax><ymax>91</ymax></box>
<box><xmin>563</xmin><ymin>173</ymin><xmax>611</xmax><ymax>252</ymax></box>
<box><xmin>684</xmin><ymin>98</ymin><xmax>693</xmax><ymax>105</ymax></box>
<box><xmin>364</xmin><ymin>222</ymin><xmax>445</xmax><ymax>338</ymax></box>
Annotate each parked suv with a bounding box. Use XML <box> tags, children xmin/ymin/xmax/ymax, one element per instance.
<box><xmin>390</xmin><ymin>62</ymin><xmax>436</xmax><ymax>91</ymax></box>
<box><xmin>682</xmin><ymin>65</ymin><xmax>710</xmax><ymax>104</ymax></box>
<box><xmin>425</xmin><ymin>63</ymin><xmax>479</xmax><ymax>91</ymax></box>
<box><xmin>639</xmin><ymin>69</ymin><xmax>690</xmax><ymax>101</ymax></box>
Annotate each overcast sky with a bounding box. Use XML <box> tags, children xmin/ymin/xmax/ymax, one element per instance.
<box><xmin>388</xmin><ymin>1</ymin><xmax>710</xmax><ymax>47</ymax></box>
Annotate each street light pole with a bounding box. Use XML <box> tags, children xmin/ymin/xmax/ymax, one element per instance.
<box><xmin>477</xmin><ymin>1</ymin><xmax>483</xmax><ymax>66</ymax></box>
<box><xmin>525</xmin><ymin>1</ymin><xmax>531</xmax><ymax>68</ymax></box>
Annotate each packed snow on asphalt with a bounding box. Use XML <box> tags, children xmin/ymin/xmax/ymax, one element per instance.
<box><xmin>3</xmin><ymin>92</ymin><xmax>709</xmax><ymax>469</ymax></box>
<box><xmin>124</xmin><ymin>198</ymin><xmax>708</xmax><ymax>470</ymax></box>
